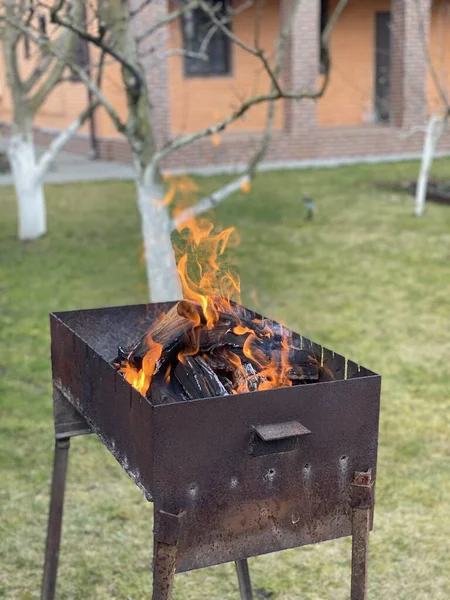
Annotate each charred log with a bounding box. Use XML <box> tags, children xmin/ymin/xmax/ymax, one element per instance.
<box><xmin>174</xmin><ymin>355</ymin><xmax>229</xmax><ymax>400</ymax></box>
<box><xmin>122</xmin><ymin>302</ymin><xmax>195</xmax><ymax>370</ymax></box>
<box><xmin>116</xmin><ymin>299</ymin><xmax>324</xmax><ymax>401</ymax></box>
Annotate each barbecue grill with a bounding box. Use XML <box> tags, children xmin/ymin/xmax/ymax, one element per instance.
<box><xmin>42</xmin><ymin>301</ymin><xmax>381</xmax><ymax>600</ymax></box>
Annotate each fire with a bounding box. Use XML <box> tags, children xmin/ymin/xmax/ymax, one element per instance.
<box><xmin>175</xmin><ymin>215</ymin><xmax>241</xmax><ymax>330</ymax></box>
<box><xmin>120</xmin><ymin>175</ymin><xmax>311</xmax><ymax>397</ymax></box>
<box><xmin>242</xmin><ymin>331</ymin><xmax>294</xmax><ymax>390</ymax></box>
<box><xmin>233</xmin><ymin>324</ymin><xmax>254</xmax><ymax>335</ymax></box>
<box><xmin>240</xmin><ymin>179</ymin><xmax>251</xmax><ymax>194</ymax></box>
<box><xmin>120</xmin><ymin>333</ymin><xmax>163</xmax><ymax>395</ymax></box>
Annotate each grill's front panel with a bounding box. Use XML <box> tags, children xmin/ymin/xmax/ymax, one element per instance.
<box><xmin>152</xmin><ymin>376</ymin><xmax>381</xmax><ymax>572</ymax></box>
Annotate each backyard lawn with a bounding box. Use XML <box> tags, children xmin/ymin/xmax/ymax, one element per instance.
<box><xmin>1</xmin><ymin>159</ymin><xmax>449</xmax><ymax>599</ymax></box>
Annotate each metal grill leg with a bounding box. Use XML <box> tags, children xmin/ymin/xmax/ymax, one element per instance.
<box><xmin>152</xmin><ymin>509</ymin><xmax>185</xmax><ymax>600</ymax></box>
<box><xmin>152</xmin><ymin>540</ymin><xmax>178</xmax><ymax>600</ymax></box>
<box><xmin>350</xmin><ymin>470</ymin><xmax>374</xmax><ymax>600</ymax></box>
<box><xmin>41</xmin><ymin>438</ymin><xmax>71</xmax><ymax>600</ymax></box>
<box><xmin>235</xmin><ymin>559</ymin><xmax>253</xmax><ymax>600</ymax></box>
<box><xmin>351</xmin><ymin>507</ymin><xmax>370</xmax><ymax>600</ymax></box>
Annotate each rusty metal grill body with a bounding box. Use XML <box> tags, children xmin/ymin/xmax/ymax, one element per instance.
<box><xmin>42</xmin><ymin>302</ymin><xmax>381</xmax><ymax>600</ymax></box>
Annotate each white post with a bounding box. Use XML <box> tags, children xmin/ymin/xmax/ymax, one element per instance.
<box><xmin>415</xmin><ymin>113</ymin><xmax>446</xmax><ymax>217</ymax></box>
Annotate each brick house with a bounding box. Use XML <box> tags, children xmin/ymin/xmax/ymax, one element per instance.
<box><xmin>1</xmin><ymin>0</ymin><xmax>450</xmax><ymax>171</ymax></box>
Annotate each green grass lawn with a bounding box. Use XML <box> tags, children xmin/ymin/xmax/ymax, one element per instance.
<box><xmin>1</xmin><ymin>159</ymin><xmax>450</xmax><ymax>599</ymax></box>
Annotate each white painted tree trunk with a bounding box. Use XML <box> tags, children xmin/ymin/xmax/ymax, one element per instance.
<box><xmin>415</xmin><ymin>114</ymin><xmax>447</xmax><ymax>217</ymax></box>
<box><xmin>135</xmin><ymin>168</ymin><xmax>183</xmax><ymax>302</ymax></box>
<box><xmin>7</xmin><ymin>132</ymin><xmax>46</xmax><ymax>240</ymax></box>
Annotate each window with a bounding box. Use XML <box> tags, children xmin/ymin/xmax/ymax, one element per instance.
<box><xmin>319</xmin><ymin>0</ymin><xmax>328</xmax><ymax>74</ymax></box>
<box><xmin>181</xmin><ymin>0</ymin><xmax>231</xmax><ymax>77</ymax></box>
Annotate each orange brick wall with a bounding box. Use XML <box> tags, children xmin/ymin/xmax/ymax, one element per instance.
<box><xmin>166</xmin><ymin>0</ymin><xmax>283</xmax><ymax>134</ymax></box>
<box><xmin>2</xmin><ymin>0</ymin><xmax>450</xmax><ymax>147</ymax></box>
<box><xmin>318</xmin><ymin>0</ymin><xmax>390</xmax><ymax>127</ymax></box>
<box><xmin>427</xmin><ymin>0</ymin><xmax>450</xmax><ymax>114</ymax></box>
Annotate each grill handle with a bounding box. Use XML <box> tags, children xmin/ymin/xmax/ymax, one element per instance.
<box><xmin>253</xmin><ymin>421</ymin><xmax>311</xmax><ymax>441</ymax></box>
<box><xmin>250</xmin><ymin>421</ymin><xmax>311</xmax><ymax>457</ymax></box>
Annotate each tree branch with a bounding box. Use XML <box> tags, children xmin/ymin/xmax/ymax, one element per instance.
<box><xmin>22</xmin><ymin>29</ymin><xmax>69</xmax><ymax>94</ymax></box>
<box><xmin>50</xmin><ymin>0</ymin><xmax>143</xmax><ymax>101</ymax></box>
<box><xmin>34</xmin><ymin>101</ymin><xmax>100</xmax><ymax>183</ymax></box>
<box><xmin>3</xmin><ymin>14</ymin><xmax>130</xmax><ymax>146</ymax></box>
<box><xmin>135</xmin><ymin>0</ymin><xmax>200</xmax><ymax>45</ymax></box>
<box><xmin>322</xmin><ymin>0</ymin><xmax>347</xmax><ymax>45</ymax></box>
<box><xmin>170</xmin><ymin>0</ymin><xmax>348</xmax><ymax>227</ymax></box>
<box><xmin>129</xmin><ymin>0</ymin><xmax>153</xmax><ymax>20</ymax></box>
<box><xmin>29</xmin><ymin>2</ymin><xmax>85</xmax><ymax>112</ymax></box>
<box><xmin>154</xmin><ymin>0</ymin><xmax>346</xmax><ymax>166</ymax></box>
<box><xmin>413</xmin><ymin>0</ymin><xmax>449</xmax><ymax>110</ymax></box>
<box><xmin>171</xmin><ymin>175</ymin><xmax>249</xmax><ymax>230</ymax></box>
<box><xmin>2</xmin><ymin>1</ymin><xmax>25</xmax><ymax>98</ymax></box>
<box><xmin>154</xmin><ymin>79</ymin><xmax>332</xmax><ymax>165</ymax></box>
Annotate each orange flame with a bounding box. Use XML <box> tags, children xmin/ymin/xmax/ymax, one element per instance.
<box><xmin>233</xmin><ymin>324</ymin><xmax>254</xmax><ymax>335</ymax></box>
<box><xmin>241</xmin><ymin>330</ymin><xmax>295</xmax><ymax>391</ymax></box>
<box><xmin>175</xmin><ymin>217</ymin><xmax>240</xmax><ymax>329</ymax></box>
<box><xmin>122</xmin><ymin>175</ymin><xmax>301</xmax><ymax>397</ymax></box>
<box><xmin>240</xmin><ymin>179</ymin><xmax>251</xmax><ymax>194</ymax></box>
<box><xmin>120</xmin><ymin>333</ymin><xmax>163</xmax><ymax>395</ymax></box>
<box><xmin>152</xmin><ymin>175</ymin><xmax>200</xmax><ymax>208</ymax></box>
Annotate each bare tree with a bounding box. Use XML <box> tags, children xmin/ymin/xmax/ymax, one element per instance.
<box><xmin>0</xmin><ymin>1</ymin><xmax>98</xmax><ymax>240</ymax></box>
<box><xmin>412</xmin><ymin>0</ymin><xmax>450</xmax><ymax>217</ymax></box>
<box><xmin>4</xmin><ymin>0</ymin><xmax>347</xmax><ymax>299</ymax></box>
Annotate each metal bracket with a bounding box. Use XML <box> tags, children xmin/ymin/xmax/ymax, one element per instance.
<box><xmin>152</xmin><ymin>510</ymin><xmax>186</xmax><ymax>600</ymax></box>
<box><xmin>351</xmin><ymin>469</ymin><xmax>375</xmax><ymax>510</ymax></box>
<box><xmin>154</xmin><ymin>509</ymin><xmax>186</xmax><ymax>546</ymax></box>
<box><xmin>53</xmin><ymin>386</ymin><xmax>92</xmax><ymax>439</ymax></box>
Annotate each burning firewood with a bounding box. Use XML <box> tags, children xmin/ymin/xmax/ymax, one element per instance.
<box><xmin>115</xmin><ymin>207</ymin><xmax>327</xmax><ymax>400</ymax></box>
<box><xmin>174</xmin><ymin>355</ymin><xmax>229</xmax><ymax>400</ymax></box>
<box><xmin>116</xmin><ymin>299</ymin><xmax>323</xmax><ymax>401</ymax></box>
<box><xmin>120</xmin><ymin>301</ymin><xmax>197</xmax><ymax>370</ymax></box>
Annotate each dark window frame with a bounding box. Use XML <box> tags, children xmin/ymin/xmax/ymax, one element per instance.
<box><xmin>181</xmin><ymin>0</ymin><xmax>232</xmax><ymax>78</ymax></box>
<box><xmin>374</xmin><ymin>11</ymin><xmax>391</xmax><ymax>123</ymax></box>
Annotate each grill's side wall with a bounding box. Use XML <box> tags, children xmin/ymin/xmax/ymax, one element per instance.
<box><xmin>152</xmin><ymin>375</ymin><xmax>381</xmax><ymax>572</ymax></box>
<box><xmin>50</xmin><ymin>314</ymin><xmax>156</xmax><ymax>496</ymax></box>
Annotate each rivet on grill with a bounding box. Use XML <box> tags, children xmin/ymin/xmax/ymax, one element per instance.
<box><xmin>188</xmin><ymin>483</ymin><xmax>198</xmax><ymax>497</ymax></box>
<box><xmin>339</xmin><ymin>456</ymin><xmax>349</xmax><ymax>480</ymax></box>
<box><xmin>264</xmin><ymin>468</ymin><xmax>276</xmax><ymax>482</ymax></box>
<box><xmin>302</xmin><ymin>463</ymin><xmax>312</xmax><ymax>483</ymax></box>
